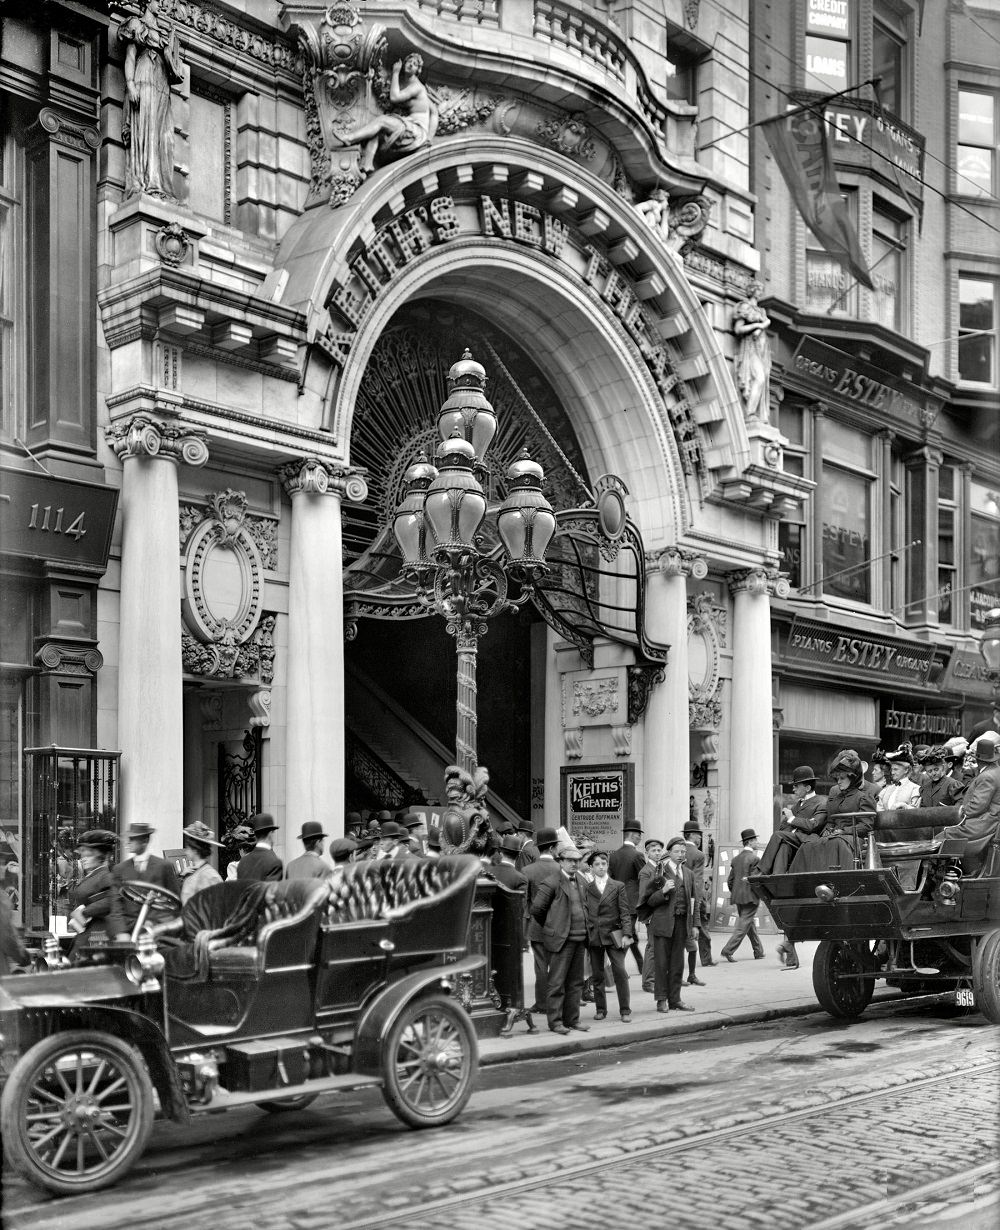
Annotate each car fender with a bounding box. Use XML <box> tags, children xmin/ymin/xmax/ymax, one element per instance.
<box><xmin>351</xmin><ymin>955</ymin><xmax>486</xmax><ymax>1077</ymax></box>
<box><xmin>39</xmin><ymin>1004</ymin><xmax>189</xmax><ymax>1124</ymax></box>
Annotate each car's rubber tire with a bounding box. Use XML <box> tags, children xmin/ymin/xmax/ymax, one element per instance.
<box><xmin>813</xmin><ymin>940</ymin><xmax>876</xmax><ymax>1019</ymax></box>
<box><xmin>256</xmin><ymin>1093</ymin><xmax>319</xmax><ymax>1113</ymax></box>
<box><xmin>380</xmin><ymin>994</ymin><xmax>477</xmax><ymax>1129</ymax></box>
<box><xmin>972</xmin><ymin>930</ymin><xmax>1000</xmax><ymax>1024</ymax></box>
<box><xmin>0</xmin><ymin>1029</ymin><xmax>154</xmax><ymax>1196</ymax></box>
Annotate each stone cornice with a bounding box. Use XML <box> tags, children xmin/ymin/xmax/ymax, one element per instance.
<box><xmin>105</xmin><ymin>413</ymin><xmax>210</xmax><ymax>466</ymax></box>
<box><xmin>278</xmin><ymin>458</ymin><xmax>369</xmax><ymax>503</ymax></box>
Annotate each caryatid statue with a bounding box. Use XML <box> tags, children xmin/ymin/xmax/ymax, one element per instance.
<box><xmin>118</xmin><ymin>0</ymin><xmax>184</xmax><ymax>199</ymax></box>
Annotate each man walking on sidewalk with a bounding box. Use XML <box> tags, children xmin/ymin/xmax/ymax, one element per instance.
<box><xmin>722</xmin><ymin>829</ymin><xmax>765</xmax><ymax>962</ymax></box>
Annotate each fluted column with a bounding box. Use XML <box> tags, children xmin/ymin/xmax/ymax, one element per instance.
<box><xmin>280</xmin><ymin>458</ymin><xmax>368</xmax><ymax>839</ymax></box>
<box><xmin>728</xmin><ymin>567</ymin><xmax>787</xmax><ymax>840</ymax></box>
<box><xmin>642</xmin><ymin>548</ymin><xmax>704</xmax><ymax>840</ymax></box>
<box><xmin>107</xmin><ymin>415</ymin><xmax>209</xmax><ymax>848</ymax></box>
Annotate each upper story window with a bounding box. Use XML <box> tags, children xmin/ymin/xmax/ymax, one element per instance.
<box><xmin>873</xmin><ymin>4</ymin><xmax>907</xmax><ymax>120</ymax></box>
<box><xmin>820</xmin><ymin>420</ymin><xmax>874</xmax><ymax>605</ymax></box>
<box><xmin>805</xmin><ymin>191</ymin><xmax>859</xmax><ymax>317</ymax></box>
<box><xmin>805</xmin><ymin>0</ymin><xmax>854</xmax><ymax>93</ymax></box>
<box><xmin>871</xmin><ymin>203</ymin><xmax>907</xmax><ymax>330</ymax></box>
<box><xmin>0</xmin><ymin>120</ymin><xmax>24</xmax><ymax>441</ymax></box>
<box><xmin>778</xmin><ymin>403</ymin><xmax>808</xmax><ymax>590</ymax></box>
<box><xmin>957</xmin><ymin>89</ymin><xmax>998</xmax><ymax>198</ymax></box>
<box><xmin>937</xmin><ymin>464</ymin><xmax>957</xmax><ymax>626</ymax></box>
<box><xmin>970</xmin><ymin>482</ymin><xmax>1000</xmax><ymax>632</ymax></box>
<box><xmin>958</xmin><ymin>275</ymin><xmax>998</xmax><ymax>386</ymax></box>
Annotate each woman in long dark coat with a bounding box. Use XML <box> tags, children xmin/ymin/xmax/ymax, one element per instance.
<box><xmin>67</xmin><ymin>829</ymin><xmax>128</xmax><ymax>952</ymax></box>
<box><xmin>790</xmin><ymin>750</ymin><xmax>876</xmax><ymax>873</ymax></box>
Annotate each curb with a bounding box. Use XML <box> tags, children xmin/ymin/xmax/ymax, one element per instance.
<box><xmin>478</xmin><ymin>991</ymin><xmax>905</xmax><ymax>1067</ymax></box>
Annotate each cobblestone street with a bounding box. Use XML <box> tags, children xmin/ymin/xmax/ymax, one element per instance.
<box><xmin>3</xmin><ymin>998</ymin><xmax>997</xmax><ymax>1230</ymax></box>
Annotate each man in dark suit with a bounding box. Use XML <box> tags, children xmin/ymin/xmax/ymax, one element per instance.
<box><xmin>236</xmin><ymin>813</ymin><xmax>283</xmax><ymax>881</ymax></box>
<box><xmin>114</xmin><ymin>820</ymin><xmax>181</xmax><ymax>929</ymax></box>
<box><xmin>285</xmin><ymin>821</ymin><xmax>331</xmax><ymax>880</ymax></box>
<box><xmin>638</xmin><ymin>835</ymin><xmax>698</xmax><ymax>1012</ymax></box>
<box><xmin>583</xmin><ymin>850</ymin><xmax>633</xmax><ymax>1021</ymax></box>
<box><xmin>530</xmin><ymin>844</ymin><xmax>592</xmax><ymax>1035</ymax></box>
<box><xmin>521</xmin><ymin>827</ymin><xmax>562</xmax><ymax>1014</ymax></box>
<box><xmin>608</xmin><ymin>820</ymin><xmax>645</xmax><ymax>974</ymax></box>
<box><xmin>722</xmin><ymin>829</ymin><xmax>765</xmax><ymax>962</ymax></box>
<box><xmin>515</xmin><ymin>820</ymin><xmax>539</xmax><ymax>871</ymax></box>
<box><xmin>756</xmin><ymin>766</ymin><xmax>828</xmax><ymax>876</ymax></box>
<box><xmin>492</xmin><ymin>835</ymin><xmax>528</xmax><ymax>890</ymax></box>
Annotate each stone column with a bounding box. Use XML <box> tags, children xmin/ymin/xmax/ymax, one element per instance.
<box><xmin>728</xmin><ymin>568</ymin><xmax>787</xmax><ymax>840</ymax></box>
<box><xmin>107</xmin><ymin>414</ymin><xmax>209</xmax><ymax>849</ymax></box>
<box><xmin>642</xmin><ymin>549</ymin><xmax>703</xmax><ymax>840</ymax></box>
<box><xmin>280</xmin><ymin>459</ymin><xmax>368</xmax><ymax>840</ymax></box>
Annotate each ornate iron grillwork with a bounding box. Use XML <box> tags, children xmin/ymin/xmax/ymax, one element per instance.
<box><xmin>218</xmin><ymin>729</ymin><xmax>261</xmax><ymax>844</ymax></box>
<box><xmin>345</xmin><ymin>729</ymin><xmax>426</xmax><ymax>810</ymax></box>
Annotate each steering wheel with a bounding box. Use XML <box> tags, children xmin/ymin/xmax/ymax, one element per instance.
<box><xmin>118</xmin><ymin>880</ymin><xmax>182</xmax><ymax>913</ymax></box>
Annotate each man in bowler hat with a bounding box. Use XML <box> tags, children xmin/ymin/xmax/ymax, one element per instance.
<box><xmin>721</xmin><ymin>829</ymin><xmax>765</xmax><ymax>961</ymax></box>
<box><xmin>638</xmin><ymin>835</ymin><xmax>698</xmax><ymax>1012</ymax></box>
<box><xmin>114</xmin><ymin>820</ymin><xmax>181</xmax><ymax>927</ymax></box>
<box><xmin>609</xmin><ymin>820</ymin><xmax>646</xmax><ymax>974</ymax></box>
<box><xmin>530</xmin><ymin>844</ymin><xmax>592</xmax><ymax>1034</ymax></box>
<box><xmin>492</xmin><ymin>835</ymin><xmax>528</xmax><ymax>890</ymax></box>
<box><xmin>236</xmin><ymin>814</ymin><xmax>283</xmax><ymax>881</ymax></box>
<box><xmin>682</xmin><ymin>818</ymin><xmax>715</xmax><ymax>980</ymax></box>
<box><xmin>285</xmin><ymin>821</ymin><xmax>330</xmax><ymax>880</ymax></box>
<box><xmin>757</xmin><ymin>766</ymin><xmax>828</xmax><ymax>876</ymax></box>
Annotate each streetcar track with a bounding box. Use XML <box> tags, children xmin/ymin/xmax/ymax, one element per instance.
<box><xmin>806</xmin><ymin>1160</ymin><xmax>999</xmax><ymax>1230</ymax></box>
<box><xmin>324</xmin><ymin>1060</ymin><xmax>1000</xmax><ymax>1230</ymax></box>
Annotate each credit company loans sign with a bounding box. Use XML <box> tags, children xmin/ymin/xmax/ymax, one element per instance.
<box><xmin>790</xmin><ymin>337</ymin><xmax>941</xmax><ymax>424</ymax></box>
<box><xmin>561</xmin><ymin>763</ymin><xmax>634</xmax><ymax>852</ymax></box>
<box><xmin>783</xmin><ymin>617</ymin><xmax>943</xmax><ymax>686</ymax></box>
<box><xmin>325</xmin><ymin>193</ymin><xmax>684</xmax><ymax>407</ymax></box>
<box><xmin>0</xmin><ymin>468</ymin><xmax>119</xmax><ymax>569</ymax></box>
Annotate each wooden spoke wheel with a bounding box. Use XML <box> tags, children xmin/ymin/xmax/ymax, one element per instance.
<box><xmin>0</xmin><ymin>1031</ymin><xmax>154</xmax><ymax>1195</ymax></box>
<box><xmin>380</xmin><ymin>994</ymin><xmax>477</xmax><ymax>1129</ymax></box>
<box><xmin>812</xmin><ymin>940</ymin><xmax>876</xmax><ymax>1019</ymax></box>
<box><xmin>972</xmin><ymin>930</ymin><xmax>1000</xmax><ymax>1024</ymax></box>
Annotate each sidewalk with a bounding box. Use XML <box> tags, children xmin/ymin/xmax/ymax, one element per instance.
<box><xmin>478</xmin><ymin>932</ymin><xmax>872</xmax><ymax>1066</ymax></box>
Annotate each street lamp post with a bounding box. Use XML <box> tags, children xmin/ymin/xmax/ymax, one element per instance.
<box><xmin>393</xmin><ymin>350</ymin><xmax>555</xmax><ymax>774</ymax></box>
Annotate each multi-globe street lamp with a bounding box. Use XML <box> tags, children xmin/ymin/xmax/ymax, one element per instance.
<box><xmin>392</xmin><ymin>350</ymin><xmax>556</xmax><ymax>774</ymax></box>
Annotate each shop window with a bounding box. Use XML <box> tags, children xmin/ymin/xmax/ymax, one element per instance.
<box><xmin>821</xmin><ymin>422</ymin><xmax>873</xmax><ymax>605</ymax></box>
<box><xmin>937</xmin><ymin>465</ymin><xmax>957</xmax><ymax>626</ymax></box>
<box><xmin>0</xmin><ymin>120</ymin><xmax>24</xmax><ymax>440</ymax></box>
<box><xmin>957</xmin><ymin>89</ymin><xmax>997</xmax><ymax>198</ymax></box>
<box><xmin>804</xmin><ymin>0</ymin><xmax>854</xmax><ymax>92</ymax></box>
<box><xmin>970</xmin><ymin>483</ymin><xmax>1000</xmax><ymax>632</ymax></box>
<box><xmin>805</xmin><ymin>193</ymin><xmax>859</xmax><ymax>317</ymax></box>
<box><xmin>958</xmin><ymin>276</ymin><xmax>998</xmax><ymax>386</ymax></box>
<box><xmin>188</xmin><ymin>83</ymin><xmax>233</xmax><ymax>224</ymax></box>
<box><xmin>871</xmin><ymin>204</ymin><xmax>906</xmax><ymax>331</ymax></box>
<box><xmin>888</xmin><ymin>449</ymin><xmax>903</xmax><ymax>616</ymax></box>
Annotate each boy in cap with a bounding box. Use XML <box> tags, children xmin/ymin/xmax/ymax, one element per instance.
<box><xmin>236</xmin><ymin>814</ymin><xmax>283</xmax><ymax>881</ymax></box>
<box><xmin>637</xmin><ymin>836</ymin><xmax>698</xmax><ymax>1011</ymax></box>
<box><xmin>721</xmin><ymin>829</ymin><xmax>765</xmax><ymax>962</ymax></box>
<box><xmin>682</xmin><ymin>819</ymin><xmax>714</xmax><ymax>980</ymax></box>
<box><xmin>285</xmin><ymin>821</ymin><xmax>331</xmax><ymax>880</ymax></box>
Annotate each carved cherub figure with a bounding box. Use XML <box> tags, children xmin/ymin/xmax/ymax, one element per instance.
<box><xmin>346</xmin><ymin>52</ymin><xmax>437</xmax><ymax>173</ymax></box>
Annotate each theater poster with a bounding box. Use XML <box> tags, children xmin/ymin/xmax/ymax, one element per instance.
<box><xmin>561</xmin><ymin>764</ymin><xmax>635</xmax><ymax>851</ymax></box>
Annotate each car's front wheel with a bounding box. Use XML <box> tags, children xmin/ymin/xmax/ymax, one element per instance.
<box><xmin>380</xmin><ymin>994</ymin><xmax>477</xmax><ymax>1129</ymax></box>
<box><xmin>0</xmin><ymin>1029</ymin><xmax>154</xmax><ymax>1196</ymax></box>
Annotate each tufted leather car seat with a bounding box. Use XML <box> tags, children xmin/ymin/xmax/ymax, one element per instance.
<box><xmin>202</xmin><ymin>879</ymin><xmax>331</xmax><ymax>977</ymax></box>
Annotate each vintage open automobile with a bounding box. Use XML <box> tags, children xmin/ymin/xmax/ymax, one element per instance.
<box><xmin>751</xmin><ymin>806</ymin><xmax>1000</xmax><ymax>1023</ymax></box>
<box><xmin>0</xmin><ymin>855</ymin><xmax>484</xmax><ymax>1196</ymax></box>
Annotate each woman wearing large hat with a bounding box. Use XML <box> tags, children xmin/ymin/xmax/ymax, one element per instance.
<box><xmin>790</xmin><ymin>751</ymin><xmax>875</xmax><ymax>873</ymax></box>
<box><xmin>180</xmin><ymin>821</ymin><xmax>224</xmax><ymax>904</ymax></box>
<box><xmin>67</xmin><ymin>829</ymin><xmax>128</xmax><ymax>951</ymax></box>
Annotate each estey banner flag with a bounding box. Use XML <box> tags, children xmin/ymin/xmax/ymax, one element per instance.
<box><xmin>762</xmin><ymin>107</ymin><xmax>875</xmax><ymax>290</ymax></box>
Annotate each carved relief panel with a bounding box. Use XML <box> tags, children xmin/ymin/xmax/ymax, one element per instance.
<box><xmin>688</xmin><ymin>591</ymin><xmax>726</xmax><ymax>732</ymax></box>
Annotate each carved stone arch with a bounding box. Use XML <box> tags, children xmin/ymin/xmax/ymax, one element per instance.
<box><xmin>274</xmin><ymin>134</ymin><xmax>750</xmax><ymax>526</ymax></box>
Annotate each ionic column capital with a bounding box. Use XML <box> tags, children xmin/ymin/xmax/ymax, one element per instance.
<box><xmin>106</xmin><ymin>414</ymin><xmax>209</xmax><ymax>467</ymax></box>
<box><xmin>279</xmin><ymin>457</ymin><xmax>369</xmax><ymax>502</ymax></box>
<box><xmin>727</xmin><ymin>566</ymin><xmax>790</xmax><ymax>598</ymax></box>
<box><xmin>645</xmin><ymin>546</ymin><xmax>708</xmax><ymax>579</ymax></box>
